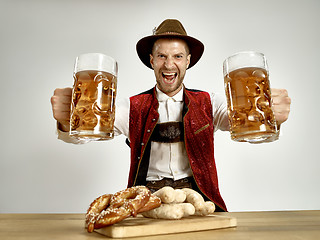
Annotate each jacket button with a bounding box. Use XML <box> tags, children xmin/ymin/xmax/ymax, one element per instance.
<box><xmin>141</xmin><ymin>142</ymin><xmax>144</xmax><ymax>146</ymax></box>
<box><xmin>137</xmin><ymin>157</ymin><xmax>141</xmax><ymax>160</ymax></box>
<box><xmin>147</xmin><ymin>129</ymin><xmax>151</xmax><ymax>133</ymax></box>
<box><xmin>152</xmin><ymin>118</ymin><xmax>156</xmax><ymax>122</ymax></box>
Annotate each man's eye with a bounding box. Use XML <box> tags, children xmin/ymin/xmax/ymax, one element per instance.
<box><xmin>176</xmin><ymin>55</ymin><xmax>182</xmax><ymax>59</ymax></box>
<box><xmin>158</xmin><ymin>54</ymin><xmax>165</xmax><ymax>58</ymax></box>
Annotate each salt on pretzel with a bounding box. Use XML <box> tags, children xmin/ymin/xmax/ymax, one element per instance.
<box><xmin>94</xmin><ymin>202</ymin><xmax>133</xmax><ymax>229</ymax></box>
<box><xmin>85</xmin><ymin>194</ymin><xmax>112</xmax><ymax>233</ymax></box>
<box><xmin>109</xmin><ymin>186</ymin><xmax>151</xmax><ymax>217</ymax></box>
<box><xmin>85</xmin><ymin>186</ymin><xmax>154</xmax><ymax>233</ymax></box>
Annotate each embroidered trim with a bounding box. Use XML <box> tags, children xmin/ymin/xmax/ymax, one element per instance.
<box><xmin>159</xmin><ymin>125</ymin><xmax>181</xmax><ymax>139</ymax></box>
<box><xmin>194</xmin><ymin>123</ymin><xmax>210</xmax><ymax>134</ymax></box>
<box><xmin>150</xmin><ymin>122</ymin><xmax>184</xmax><ymax>143</ymax></box>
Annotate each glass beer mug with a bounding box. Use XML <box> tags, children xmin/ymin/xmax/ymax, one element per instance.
<box><xmin>223</xmin><ymin>51</ymin><xmax>279</xmax><ymax>143</ymax></box>
<box><xmin>70</xmin><ymin>53</ymin><xmax>118</xmax><ymax>140</ymax></box>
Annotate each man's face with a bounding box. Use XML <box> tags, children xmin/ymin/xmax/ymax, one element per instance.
<box><xmin>150</xmin><ymin>38</ymin><xmax>191</xmax><ymax>97</ymax></box>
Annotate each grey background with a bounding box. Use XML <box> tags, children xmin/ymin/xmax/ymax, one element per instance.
<box><xmin>1</xmin><ymin>0</ymin><xmax>319</xmax><ymax>213</ymax></box>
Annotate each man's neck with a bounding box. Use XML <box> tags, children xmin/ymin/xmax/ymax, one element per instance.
<box><xmin>156</xmin><ymin>85</ymin><xmax>184</xmax><ymax>97</ymax></box>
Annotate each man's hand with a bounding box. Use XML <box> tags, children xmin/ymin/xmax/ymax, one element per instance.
<box><xmin>271</xmin><ymin>88</ymin><xmax>291</xmax><ymax>126</ymax></box>
<box><xmin>50</xmin><ymin>87</ymin><xmax>72</xmax><ymax>132</ymax></box>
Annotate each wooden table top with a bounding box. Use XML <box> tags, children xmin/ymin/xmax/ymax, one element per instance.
<box><xmin>0</xmin><ymin>210</ymin><xmax>319</xmax><ymax>239</ymax></box>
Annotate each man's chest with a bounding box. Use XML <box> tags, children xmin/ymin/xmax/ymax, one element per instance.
<box><xmin>157</xmin><ymin>100</ymin><xmax>184</xmax><ymax>122</ymax></box>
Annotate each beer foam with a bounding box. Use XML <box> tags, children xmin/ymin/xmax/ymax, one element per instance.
<box><xmin>74</xmin><ymin>53</ymin><xmax>118</xmax><ymax>77</ymax></box>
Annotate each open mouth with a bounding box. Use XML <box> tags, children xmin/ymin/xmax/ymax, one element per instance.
<box><xmin>162</xmin><ymin>72</ymin><xmax>177</xmax><ymax>83</ymax></box>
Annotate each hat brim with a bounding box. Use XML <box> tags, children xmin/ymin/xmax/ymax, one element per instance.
<box><xmin>136</xmin><ymin>34</ymin><xmax>204</xmax><ymax>69</ymax></box>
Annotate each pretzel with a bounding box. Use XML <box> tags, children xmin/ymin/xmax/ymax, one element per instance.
<box><xmin>94</xmin><ymin>202</ymin><xmax>133</xmax><ymax>229</ymax></box>
<box><xmin>85</xmin><ymin>194</ymin><xmax>112</xmax><ymax>233</ymax></box>
<box><xmin>109</xmin><ymin>186</ymin><xmax>151</xmax><ymax>216</ymax></box>
<box><xmin>85</xmin><ymin>186</ymin><xmax>154</xmax><ymax>232</ymax></box>
<box><xmin>138</xmin><ymin>194</ymin><xmax>161</xmax><ymax>213</ymax></box>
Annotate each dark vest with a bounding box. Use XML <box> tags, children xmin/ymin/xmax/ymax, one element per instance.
<box><xmin>127</xmin><ymin>87</ymin><xmax>227</xmax><ymax>211</ymax></box>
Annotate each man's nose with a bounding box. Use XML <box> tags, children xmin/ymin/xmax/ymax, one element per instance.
<box><xmin>164</xmin><ymin>57</ymin><xmax>175</xmax><ymax>69</ymax></box>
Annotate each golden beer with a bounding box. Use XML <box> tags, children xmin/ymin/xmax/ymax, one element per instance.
<box><xmin>223</xmin><ymin>52</ymin><xmax>278</xmax><ymax>143</ymax></box>
<box><xmin>70</xmin><ymin>53</ymin><xmax>118</xmax><ymax>140</ymax></box>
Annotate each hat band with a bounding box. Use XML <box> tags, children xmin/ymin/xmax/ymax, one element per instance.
<box><xmin>154</xmin><ymin>31</ymin><xmax>184</xmax><ymax>36</ymax></box>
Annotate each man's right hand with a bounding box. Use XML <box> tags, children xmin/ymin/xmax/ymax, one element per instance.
<box><xmin>50</xmin><ymin>87</ymin><xmax>72</xmax><ymax>132</ymax></box>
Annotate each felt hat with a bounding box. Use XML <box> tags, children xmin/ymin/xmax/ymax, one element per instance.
<box><xmin>136</xmin><ymin>19</ymin><xmax>204</xmax><ymax>69</ymax></box>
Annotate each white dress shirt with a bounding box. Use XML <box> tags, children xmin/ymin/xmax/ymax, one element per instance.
<box><xmin>146</xmin><ymin>87</ymin><xmax>190</xmax><ymax>181</ymax></box>
<box><xmin>57</xmin><ymin>86</ymin><xmax>229</xmax><ymax>181</ymax></box>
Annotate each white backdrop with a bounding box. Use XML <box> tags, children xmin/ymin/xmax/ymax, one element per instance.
<box><xmin>1</xmin><ymin>0</ymin><xmax>319</xmax><ymax>213</ymax></box>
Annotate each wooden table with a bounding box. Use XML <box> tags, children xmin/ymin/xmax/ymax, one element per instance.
<box><xmin>0</xmin><ymin>210</ymin><xmax>319</xmax><ymax>239</ymax></box>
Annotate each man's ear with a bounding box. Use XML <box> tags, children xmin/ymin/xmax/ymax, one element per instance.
<box><xmin>187</xmin><ymin>54</ymin><xmax>191</xmax><ymax>68</ymax></box>
<box><xmin>150</xmin><ymin>54</ymin><xmax>154</xmax><ymax>69</ymax></box>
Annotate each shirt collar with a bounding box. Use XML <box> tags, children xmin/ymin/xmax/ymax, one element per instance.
<box><xmin>156</xmin><ymin>86</ymin><xmax>184</xmax><ymax>102</ymax></box>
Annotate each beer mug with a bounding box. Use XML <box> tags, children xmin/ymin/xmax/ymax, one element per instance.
<box><xmin>223</xmin><ymin>51</ymin><xmax>278</xmax><ymax>143</ymax></box>
<box><xmin>70</xmin><ymin>53</ymin><xmax>118</xmax><ymax>140</ymax></box>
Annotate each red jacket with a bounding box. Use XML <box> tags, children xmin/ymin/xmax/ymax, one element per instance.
<box><xmin>128</xmin><ymin>87</ymin><xmax>227</xmax><ymax>211</ymax></box>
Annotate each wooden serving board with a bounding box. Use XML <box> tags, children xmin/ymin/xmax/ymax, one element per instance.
<box><xmin>95</xmin><ymin>214</ymin><xmax>237</xmax><ymax>238</ymax></box>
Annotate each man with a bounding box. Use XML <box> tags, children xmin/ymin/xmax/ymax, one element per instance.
<box><xmin>51</xmin><ymin>19</ymin><xmax>291</xmax><ymax>212</ymax></box>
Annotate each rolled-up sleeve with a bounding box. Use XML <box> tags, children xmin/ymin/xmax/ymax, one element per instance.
<box><xmin>113</xmin><ymin>97</ymin><xmax>130</xmax><ymax>138</ymax></box>
<box><xmin>210</xmin><ymin>92</ymin><xmax>230</xmax><ymax>132</ymax></box>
